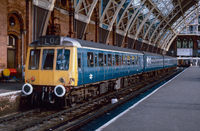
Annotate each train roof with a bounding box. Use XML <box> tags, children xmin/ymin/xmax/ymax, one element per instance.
<box><xmin>142</xmin><ymin>51</ymin><xmax>163</xmax><ymax>57</ymax></box>
<box><xmin>29</xmin><ymin>35</ymin><xmax>143</xmax><ymax>55</ymax></box>
<box><xmin>163</xmin><ymin>55</ymin><xmax>177</xmax><ymax>59</ymax></box>
<box><xmin>73</xmin><ymin>38</ymin><xmax>143</xmax><ymax>54</ymax></box>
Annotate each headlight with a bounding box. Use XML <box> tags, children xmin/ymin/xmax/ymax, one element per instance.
<box><xmin>22</xmin><ymin>83</ymin><xmax>33</xmax><ymax>95</ymax></box>
<box><xmin>54</xmin><ymin>85</ymin><xmax>66</xmax><ymax>97</ymax></box>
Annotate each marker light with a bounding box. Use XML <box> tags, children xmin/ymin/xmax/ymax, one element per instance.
<box><xmin>31</xmin><ymin>76</ymin><xmax>35</xmax><ymax>82</ymax></box>
<box><xmin>59</xmin><ymin>78</ymin><xmax>65</xmax><ymax>83</ymax></box>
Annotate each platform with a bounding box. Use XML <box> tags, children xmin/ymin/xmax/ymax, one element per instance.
<box><xmin>97</xmin><ymin>66</ymin><xmax>200</xmax><ymax>131</ymax></box>
<box><xmin>0</xmin><ymin>82</ymin><xmax>23</xmax><ymax>96</ymax></box>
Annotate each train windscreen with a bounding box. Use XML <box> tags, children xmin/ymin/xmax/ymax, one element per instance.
<box><xmin>29</xmin><ymin>49</ymin><xmax>40</xmax><ymax>70</ymax></box>
<box><xmin>42</xmin><ymin>49</ymin><xmax>55</xmax><ymax>70</ymax></box>
<box><xmin>56</xmin><ymin>49</ymin><xmax>70</xmax><ymax>70</ymax></box>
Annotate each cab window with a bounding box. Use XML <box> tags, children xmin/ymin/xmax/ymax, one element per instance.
<box><xmin>29</xmin><ymin>49</ymin><xmax>40</xmax><ymax>70</ymax></box>
<box><xmin>42</xmin><ymin>49</ymin><xmax>55</xmax><ymax>70</ymax></box>
<box><xmin>56</xmin><ymin>49</ymin><xmax>70</xmax><ymax>70</ymax></box>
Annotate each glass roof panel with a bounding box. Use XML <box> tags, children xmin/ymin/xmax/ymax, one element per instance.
<box><xmin>132</xmin><ymin>0</ymin><xmax>141</xmax><ymax>7</ymax></box>
<box><xmin>167</xmin><ymin>3</ymin><xmax>173</xmax><ymax>11</ymax></box>
<box><xmin>162</xmin><ymin>9</ymin><xmax>168</xmax><ymax>16</ymax></box>
<box><xmin>157</xmin><ymin>2</ymin><xmax>165</xmax><ymax>10</ymax></box>
<box><xmin>141</xmin><ymin>6</ymin><xmax>149</xmax><ymax>14</ymax></box>
<box><xmin>152</xmin><ymin>0</ymin><xmax>173</xmax><ymax>17</ymax></box>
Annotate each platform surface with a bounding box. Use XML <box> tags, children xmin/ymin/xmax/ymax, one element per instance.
<box><xmin>0</xmin><ymin>82</ymin><xmax>23</xmax><ymax>94</ymax></box>
<box><xmin>97</xmin><ymin>66</ymin><xmax>200</xmax><ymax>131</ymax></box>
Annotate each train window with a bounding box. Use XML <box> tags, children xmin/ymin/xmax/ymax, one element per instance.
<box><xmin>119</xmin><ymin>56</ymin><xmax>121</xmax><ymax>66</ymax></box>
<box><xmin>78</xmin><ymin>53</ymin><xmax>81</xmax><ymax>68</ymax></box>
<box><xmin>87</xmin><ymin>52</ymin><xmax>94</xmax><ymax>67</ymax></box>
<box><xmin>104</xmin><ymin>54</ymin><xmax>107</xmax><ymax>66</ymax></box>
<box><xmin>131</xmin><ymin>56</ymin><xmax>135</xmax><ymax>65</ymax></box>
<box><xmin>29</xmin><ymin>49</ymin><xmax>40</xmax><ymax>70</ymax></box>
<box><xmin>127</xmin><ymin>55</ymin><xmax>130</xmax><ymax>65</ymax></box>
<box><xmin>56</xmin><ymin>49</ymin><xmax>70</xmax><ymax>70</ymax></box>
<box><xmin>98</xmin><ymin>53</ymin><xmax>104</xmax><ymax>66</ymax></box>
<box><xmin>95</xmin><ymin>54</ymin><xmax>97</xmax><ymax>66</ymax></box>
<box><xmin>135</xmin><ymin>56</ymin><xmax>138</xmax><ymax>65</ymax></box>
<box><xmin>112</xmin><ymin>55</ymin><xmax>115</xmax><ymax>65</ymax></box>
<box><xmin>115</xmin><ymin>55</ymin><xmax>119</xmax><ymax>66</ymax></box>
<box><xmin>42</xmin><ymin>49</ymin><xmax>55</xmax><ymax>70</ymax></box>
<box><xmin>108</xmin><ymin>54</ymin><xmax>112</xmax><ymax>66</ymax></box>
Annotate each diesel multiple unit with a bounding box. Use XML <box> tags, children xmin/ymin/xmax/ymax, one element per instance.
<box><xmin>22</xmin><ymin>35</ymin><xmax>177</xmax><ymax>106</ymax></box>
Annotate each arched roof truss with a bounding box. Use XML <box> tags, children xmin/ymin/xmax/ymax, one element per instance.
<box><xmin>164</xmin><ymin>2</ymin><xmax>200</xmax><ymax>50</ymax></box>
<box><xmin>35</xmin><ymin>0</ymin><xmax>200</xmax><ymax>53</ymax></box>
<box><xmin>75</xmin><ymin>0</ymin><xmax>98</xmax><ymax>24</ymax></box>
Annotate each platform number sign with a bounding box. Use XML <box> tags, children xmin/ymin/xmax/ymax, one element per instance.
<box><xmin>39</xmin><ymin>36</ymin><xmax>60</xmax><ymax>45</ymax></box>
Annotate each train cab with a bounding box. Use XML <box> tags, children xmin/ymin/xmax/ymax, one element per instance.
<box><xmin>22</xmin><ymin>35</ymin><xmax>78</xmax><ymax>100</ymax></box>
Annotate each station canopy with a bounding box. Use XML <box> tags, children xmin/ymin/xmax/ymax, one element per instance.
<box><xmin>73</xmin><ymin>0</ymin><xmax>200</xmax><ymax>51</ymax></box>
<box><xmin>37</xmin><ymin>0</ymin><xmax>200</xmax><ymax>51</ymax></box>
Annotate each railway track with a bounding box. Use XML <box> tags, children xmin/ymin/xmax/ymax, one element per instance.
<box><xmin>0</xmin><ymin>68</ymin><xmax>183</xmax><ymax>131</ymax></box>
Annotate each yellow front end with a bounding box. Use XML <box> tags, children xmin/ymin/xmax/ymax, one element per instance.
<box><xmin>25</xmin><ymin>46</ymin><xmax>78</xmax><ymax>87</ymax></box>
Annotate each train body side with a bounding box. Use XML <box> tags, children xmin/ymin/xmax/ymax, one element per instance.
<box><xmin>142</xmin><ymin>51</ymin><xmax>164</xmax><ymax>72</ymax></box>
<box><xmin>163</xmin><ymin>55</ymin><xmax>178</xmax><ymax>68</ymax></box>
<box><xmin>77</xmin><ymin>47</ymin><xmax>144</xmax><ymax>86</ymax></box>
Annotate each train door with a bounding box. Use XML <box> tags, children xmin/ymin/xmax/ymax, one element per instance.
<box><xmin>84</xmin><ymin>51</ymin><xmax>95</xmax><ymax>84</ymax></box>
<box><xmin>122</xmin><ymin>55</ymin><xmax>127</xmax><ymax>76</ymax></box>
<box><xmin>138</xmin><ymin>55</ymin><xmax>143</xmax><ymax>73</ymax></box>
<box><xmin>98</xmin><ymin>52</ymin><xmax>105</xmax><ymax>81</ymax></box>
<box><xmin>107</xmin><ymin>53</ymin><xmax>113</xmax><ymax>80</ymax></box>
<box><xmin>114</xmin><ymin>54</ymin><xmax>120</xmax><ymax>78</ymax></box>
<box><xmin>77</xmin><ymin>52</ymin><xmax>83</xmax><ymax>85</ymax></box>
<box><xmin>112</xmin><ymin>54</ymin><xmax>115</xmax><ymax>79</ymax></box>
<box><xmin>127</xmin><ymin>55</ymin><xmax>131</xmax><ymax>76</ymax></box>
<box><xmin>104</xmin><ymin>54</ymin><xmax>108</xmax><ymax>80</ymax></box>
<box><xmin>93</xmin><ymin>53</ymin><xmax>98</xmax><ymax>82</ymax></box>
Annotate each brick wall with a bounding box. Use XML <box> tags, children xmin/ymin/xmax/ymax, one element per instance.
<box><xmin>0</xmin><ymin>0</ymin><xmax>8</xmax><ymax>76</ymax></box>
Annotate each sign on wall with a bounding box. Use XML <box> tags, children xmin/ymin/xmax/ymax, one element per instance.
<box><xmin>177</xmin><ymin>48</ymin><xmax>193</xmax><ymax>56</ymax></box>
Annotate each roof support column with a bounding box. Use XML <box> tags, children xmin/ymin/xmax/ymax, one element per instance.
<box><xmin>33</xmin><ymin>0</ymin><xmax>55</xmax><ymax>41</ymax></box>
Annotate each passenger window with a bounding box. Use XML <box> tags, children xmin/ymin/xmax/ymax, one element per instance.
<box><xmin>87</xmin><ymin>52</ymin><xmax>94</xmax><ymax>67</ymax></box>
<box><xmin>123</xmin><ymin>55</ymin><xmax>127</xmax><ymax>66</ymax></box>
<box><xmin>135</xmin><ymin>56</ymin><xmax>138</xmax><ymax>65</ymax></box>
<box><xmin>98</xmin><ymin>53</ymin><xmax>104</xmax><ymax>66</ymax></box>
<box><xmin>95</xmin><ymin>54</ymin><xmax>97</xmax><ymax>66</ymax></box>
<box><xmin>104</xmin><ymin>54</ymin><xmax>107</xmax><ymax>66</ymax></box>
<box><xmin>131</xmin><ymin>56</ymin><xmax>135</xmax><ymax>65</ymax></box>
<box><xmin>108</xmin><ymin>54</ymin><xmax>112</xmax><ymax>66</ymax></box>
<box><xmin>115</xmin><ymin>55</ymin><xmax>119</xmax><ymax>66</ymax></box>
<box><xmin>112</xmin><ymin>55</ymin><xmax>115</xmax><ymax>65</ymax></box>
<box><xmin>78</xmin><ymin>53</ymin><xmax>81</xmax><ymax>68</ymax></box>
<box><xmin>119</xmin><ymin>56</ymin><xmax>121</xmax><ymax>66</ymax></box>
<box><xmin>42</xmin><ymin>49</ymin><xmax>55</xmax><ymax>70</ymax></box>
<box><xmin>127</xmin><ymin>55</ymin><xmax>130</xmax><ymax>65</ymax></box>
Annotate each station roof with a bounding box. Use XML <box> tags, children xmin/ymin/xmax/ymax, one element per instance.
<box><xmin>73</xmin><ymin>0</ymin><xmax>200</xmax><ymax>51</ymax></box>
<box><xmin>35</xmin><ymin>0</ymin><xmax>200</xmax><ymax>52</ymax></box>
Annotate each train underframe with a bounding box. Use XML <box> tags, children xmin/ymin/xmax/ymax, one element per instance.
<box><xmin>28</xmin><ymin>67</ymin><xmax>176</xmax><ymax>107</ymax></box>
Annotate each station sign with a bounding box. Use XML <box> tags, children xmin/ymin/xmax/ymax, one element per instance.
<box><xmin>39</xmin><ymin>35</ymin><xmax>60</xmax><ymax>45</ymax></box>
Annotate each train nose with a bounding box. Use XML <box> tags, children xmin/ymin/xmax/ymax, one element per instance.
<box><xmin>22</xmin><ymin>83</ymin><xmax>33</xmax><ymax>95</ymax></box>
<box><xmin>54</xmin><ymin>85</ymin><xmax>66</xmax><ymax>97</ymax></box>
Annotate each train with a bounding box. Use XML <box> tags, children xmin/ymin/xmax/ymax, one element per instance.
<box><xmin>22</xmin><ymin>35</ymin><xmax>177</xmax><ymax>106</ymax></box>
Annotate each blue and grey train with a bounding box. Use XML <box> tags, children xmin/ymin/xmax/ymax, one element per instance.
<box><xmin>22</xmin><ymin>35</ymin><xmax>177</xmax><ymax>106</ymax></box>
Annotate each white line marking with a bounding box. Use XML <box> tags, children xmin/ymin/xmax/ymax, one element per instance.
<box><xmin>96</xmin><ymin>68</ymin><xmax>188</xmax><ymax>131</ymax></box>
<box><xmin>0</xmin><ymin>91</ymin><xmax>22</xmax><ymax>97</ymax></box>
